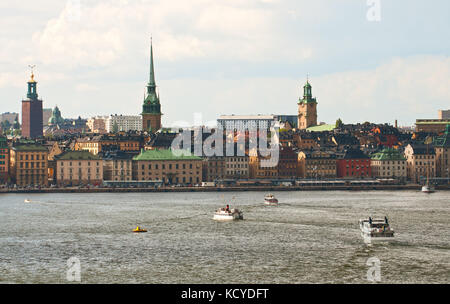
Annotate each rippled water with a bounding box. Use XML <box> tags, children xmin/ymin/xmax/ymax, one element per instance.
<box><xmin>0</xmin><ymin>191</ymin><xmax>448</xmax><ymax>283</ymax></box>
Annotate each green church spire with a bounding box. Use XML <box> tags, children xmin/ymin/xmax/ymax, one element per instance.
<box><xmin>148</xmin><ymin>37</ymin><xmax>156</xmax><ymax>89</ymax></box>
<box><xmin>142</xmin><ymin>38</ymin><xmax>161</xmax><ymax>115</ymax></box>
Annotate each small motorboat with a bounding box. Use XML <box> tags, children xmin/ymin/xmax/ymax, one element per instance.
<box><xmin>264</xmin><ymin>194</ymin><xmax>278</xmax><ymax>205</ymax></box>
<box><xmin>359</xmin><ymin>216</ymin><xmax>394</xmax><ymax>243</ymax></box>
<box><xmin>421</xmin><ymin>184</ymin><xmax>435</xmax><ymax>193</ymax></box>
<box><xmin>24</xmin><ymin>199</ymin><xmax>31</xmax><ymax>203</ymax></box>
<box><xmin>213</xmin><ymin>206</ymin><xmax>244</xmax><ymax>221</ymax></box>
<box><xmin>133</xmin><ymin>226</ymin><xmax>147</xmax><ymax>233</ymax></box>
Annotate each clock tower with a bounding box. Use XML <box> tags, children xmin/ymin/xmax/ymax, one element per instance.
<box><xmin>297</xmin><ymin>79</ymin><xmax>317</xmax><ymax>130</ymax></box>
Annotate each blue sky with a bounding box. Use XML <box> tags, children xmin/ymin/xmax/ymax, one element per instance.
<box><xmin>0</xmin><ymin>0</ymin><xmax>449</xmax><ymax>127</ymax></box>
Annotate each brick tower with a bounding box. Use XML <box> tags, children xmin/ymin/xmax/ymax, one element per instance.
<box><xmin>297</xmin><ymin>79</ymin><xmax>317</xmax><ymax>130</ymax></box>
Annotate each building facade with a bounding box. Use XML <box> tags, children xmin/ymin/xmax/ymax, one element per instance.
<box><xmin>21</xmin><ymin>72</ymin><xmax>43</xmax><ymax>139</ymax></box>
<box><xmin>133</xmin><ymin>149</ymin><xmax>202</xmax><ymax>185</ymax></box>
<box><xmin>224</xmin><ymin>156</ymin><xmax>249</xmax><ymax>179</ymax></box>
<box><xmin>55</xmin><ymin>151</ymin><xmax>103</xmax><ymax>186</ymax></box>
<box><xmin>434</xmin><ymin>125</ymin><xmax>450</xmax><ymax>179</ymax></box>
<box><xmin>9</xmin><ymin>144</ymin><xmax>48</xmax><ymax>187</ymax></box>
<box><xmin>297</xmin><ymin>80</ymin><xmax>318</xmax><ymax>130</ymax></box>
<box><xmin>202</xmin><ymin>156</ymin><xmax>225</xmax><ymax>182</ymax></box>
<box><xmin>298</xmin><ymin>150</ymin><xmax>336</xmax><ymax>178</ymax></box>
<box><xmin>336</xmin><ymin>149</ymin><xmax>371</xmax><ymax>178</ymax></box>
<box><xmin>105</xmin><ymin>115</ymin><xmax>143</xmax><ymax>133</ymax></box>
<box><xmin>0</xmin><ymin>137</ymin><xmax>9</xmax><ymax>184</ymax></box>
<box><xmin>86</xmin><ymin>116</ymin><xmax>108</xmax><ymax>134</ymax></box>
<box><xmin>101</xmin><ymin>151</ymin><xmax>134</xmax><ymax>181</ymax></box>
<box><xmin>438</xmin><ymin>110</ymin><xmax>450</xmax><ymax>120</ymax></box>
<box><xmin>142</xmin><ymin>41</ymin><xmax>162</xmax><ymax>133</ymax></box>
<box><xmin>415</xmin><ymin>119</ymin><xmax>450</xmax><ymax>134</ymax></box>
<box><xmin>370</xmin><ymin>148</ymin><xmax>407</xmax><ymax>180</ymax></box>
<box><xmin>404</xmin><ymin>144</ymin><xmax>436</xmax><ymax>183</ymax></box>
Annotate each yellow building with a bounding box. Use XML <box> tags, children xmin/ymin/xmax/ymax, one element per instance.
<box><xmin>55</xmin><ymin>151</ymin><xmax>103</xmax><ymax>186</ymax></box>
<box><xmin>9</xmin><ymin>144</ymin><xmax>49</xmax><ymax>187</ymax></box>
<box><xmin>297</xmin><ymin>150</ymin><xmax>337</xmax><ymax>178</ymax></box>
<box><xmin>133</xmin><ymin>149</ymin><xmax>202</xmax><ymax>185</ymax></box>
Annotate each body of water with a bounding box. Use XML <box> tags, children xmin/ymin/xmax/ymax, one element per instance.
<box><xmin>0</xmin><ymin>191</ymin><xmax>448</xmax><ymax>283</ymax></box>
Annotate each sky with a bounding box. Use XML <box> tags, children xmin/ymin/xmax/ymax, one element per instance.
<box><xmin>0</xmin><ymin>0</ymin><xmax>449</xmax><ymax>128</ymax></box>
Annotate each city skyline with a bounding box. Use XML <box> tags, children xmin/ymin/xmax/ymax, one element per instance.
<box><xmin>1</xmin><ymin>1</ymin><xmax>449</xmax><ymax>127</ymax></box>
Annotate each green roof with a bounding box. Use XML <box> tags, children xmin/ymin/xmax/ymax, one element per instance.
<box><xmin>133</xmin><ymin>149</ymin><xmax>202</xmax><ymax>161</ymax></box>
<box><xmin>12</xmin><ymin>144</ymin><xmax>48</xmax><ymax>152</ymax></box>
<box><xmin>306</xmin><ymin>124</ymin><xmax>336</xmax><ymax>132</ymax></box>
<box><xmin>55</xmin><ymin>150</ymin><xmax>101</xmax><ymax>160</ymax></box>
<box><xmin>433</xmin><ymin>124</ymin><xmax>450</xmax><ymax>147</ymax></box>
<box><xmin>371</xmin><ymin>148</ymin><xmax>406</xmax><ymax>161</ymax></box>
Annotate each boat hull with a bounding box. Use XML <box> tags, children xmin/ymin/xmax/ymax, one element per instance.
<box><xmin>213</xmin><ymin>211</ymin><xmax>243</xmax><ymax>221</ymax></box>
<box><xmin>421</xmin><ymin>186</ymin><xmax>435</xmax><ymax>193</ymax></box>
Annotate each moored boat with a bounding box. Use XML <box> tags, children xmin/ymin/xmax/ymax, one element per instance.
<box><xmin>264</xmin><ymin>194</ymin><xmax>278</xmax><ymax>205</ymax></box>
<box><xmin>359</xmin><ymin>216</ymin><xmax>394</xmax><ymax>243</ymax></box>
<box><xmin>24</xmin><ymin>199</ymin><xmax>31</xmax><ymax>203</ymax></box>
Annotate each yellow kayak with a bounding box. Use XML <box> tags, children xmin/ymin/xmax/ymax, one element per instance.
<box><xmin>133</xmin><ymin>226</ymin><xmax>147</xmax><ymax>233</ymax></box>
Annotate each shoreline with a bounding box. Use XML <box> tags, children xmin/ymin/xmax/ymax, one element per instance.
<box><xmin>1</xmin><ymin>184</ymin><xmax>449</xmax><ymax>194</ymax></box>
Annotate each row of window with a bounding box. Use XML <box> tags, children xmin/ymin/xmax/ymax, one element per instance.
<box><xmin>19</xmin><ymin>154</ymin><xmax>46</xmax><ymax>161</ymax></box>
<box><xmin>140</xmin><ymin>163</ymin><xmax>199</xmax><ymax>170</ymax></box>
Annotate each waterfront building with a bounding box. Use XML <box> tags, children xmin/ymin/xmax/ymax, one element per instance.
<box><xmin>404</xmin><ymin>143</ymin><xmax>436</xmax><ymax>183</ymax></box>
<box><xmin>336</xmin><ymin>149</ymin><xmax>371</xmax><ymax>178</ymax></box>
<box><xmin>370</xmin><ymin>148</ymin><xmax>407</xmax><ymax>180</ymax></box>
<box><xmin>101</xmin><ymin>150</ymin><xmax>134</xmax><ymax>182</ymax></box>
<box><xmin>21</xmin><ymin>70</ymin><xmax>43</xmax><ymax>139</ymax></box>
<box><xmin>433</xmin><ymin>124</ymin><xmax>450</xmax><ymax>178</ymax></box>
<box><xmin>297</xmin><ymin>80</ymin><xmax>318</xmax><ymax>130</ymax></box>
<box><xmin>142</xmin><ymin>40</ymin><xmax>162</xmax><ymax>133</ymax></box>
<box><xmin>297</xmin><ymin>150</ymin><xmax>337</xmax><ymax>178</ymax></box>
<box><xmin>105</xmin><ymin>115</ymin><xmax>143</xmax><ymax>133</ymax></box>
<box><xmin>202</xmin><ymin>156</ymin><xmax>225</xmax><ymax>182</ymax></box>
<box><xmin>55</xmin><ymin>151</ymin><xmax>103</xmax><ymax>186</ymax></box>
<box><xmin>9</xmin><ymin>144</ymin><xmax>48</xmax><ymax>187</ymax></box>
<box><xmin>224</xmin><ymin>155</ymin><xmax>249</xmax><ymax>179</ymax></box>
<box><xmin>132</xmin><ymin>149</ymin><xmax>202</xmax><ymax>185</ymax></box>
<box><xmin>249</xmin><ymin>149</ymin><xmax>278</xmax><ymax>179</ymax></box>
<box><xmin>277</xmin><ymin>145</ymin><xmax>298</xmax><ymax>179</ymax></box>
<box><xmin>0</xmin><ymin>137</ymin><xmax>9</xmax><ymax>184</ymax></box>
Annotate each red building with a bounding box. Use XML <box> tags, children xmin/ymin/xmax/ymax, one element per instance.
<box><xmin>337</xmin><ymin>149</ymin><xmax>371</xmax><ymax>178</ymax></box>
<box><xmin>21</xmin><ymin>71</ymin><xmax>43</xmax><ymax>139</ymax></box>
<box><xmin>0</xmin><ymin>137</ymin><xmax>8</xmax><ymax>184</ymax></box>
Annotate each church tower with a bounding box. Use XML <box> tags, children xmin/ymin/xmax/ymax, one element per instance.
<box><xmin>21</xmin><ymin>67</ymin><xmax>43</xmax><ymax>139</ymax></box>
<box><xmin>297</xmin><ymin>79</ymin><xmax>317</xmax><ymax>130</ymax></box>
<box><xmin>142</xmin><ymin>39</ymin><xmax>162</xmax><ymax>133</ymax></box>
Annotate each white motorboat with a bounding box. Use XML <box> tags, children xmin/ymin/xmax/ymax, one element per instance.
<box><xmin>359</xmin><ymin>217</ymin><xmax>394</xmax><ymax>243</ymax></box>
<box><xmin>421</xmin><ymin>184</ymin><xmax>435</xmax><ymax>193</ymax></box>
<box><xmin>213</xmin><ymin>207</ymin><xmax>244</xmax><ymax>221</ymax></box>
<box><xmin>24</xmin><ymin>199</ymin><xmax>31</xmax><ymax>203</ymax></box>
<box><xmin>264</xmin><ymin>194</ymin><xmax>278</xmax><ymax>205</ymax></box>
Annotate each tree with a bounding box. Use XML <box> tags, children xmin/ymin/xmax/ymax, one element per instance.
<box><xmin>335</xmin><ymin>118</ymin><xmax>343</xmax><ymax>128</ymax></box>
<box><xmin>112</xmin><ymin>122</ymin><xmax>119</xmax><ymax>133</ymax></box>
